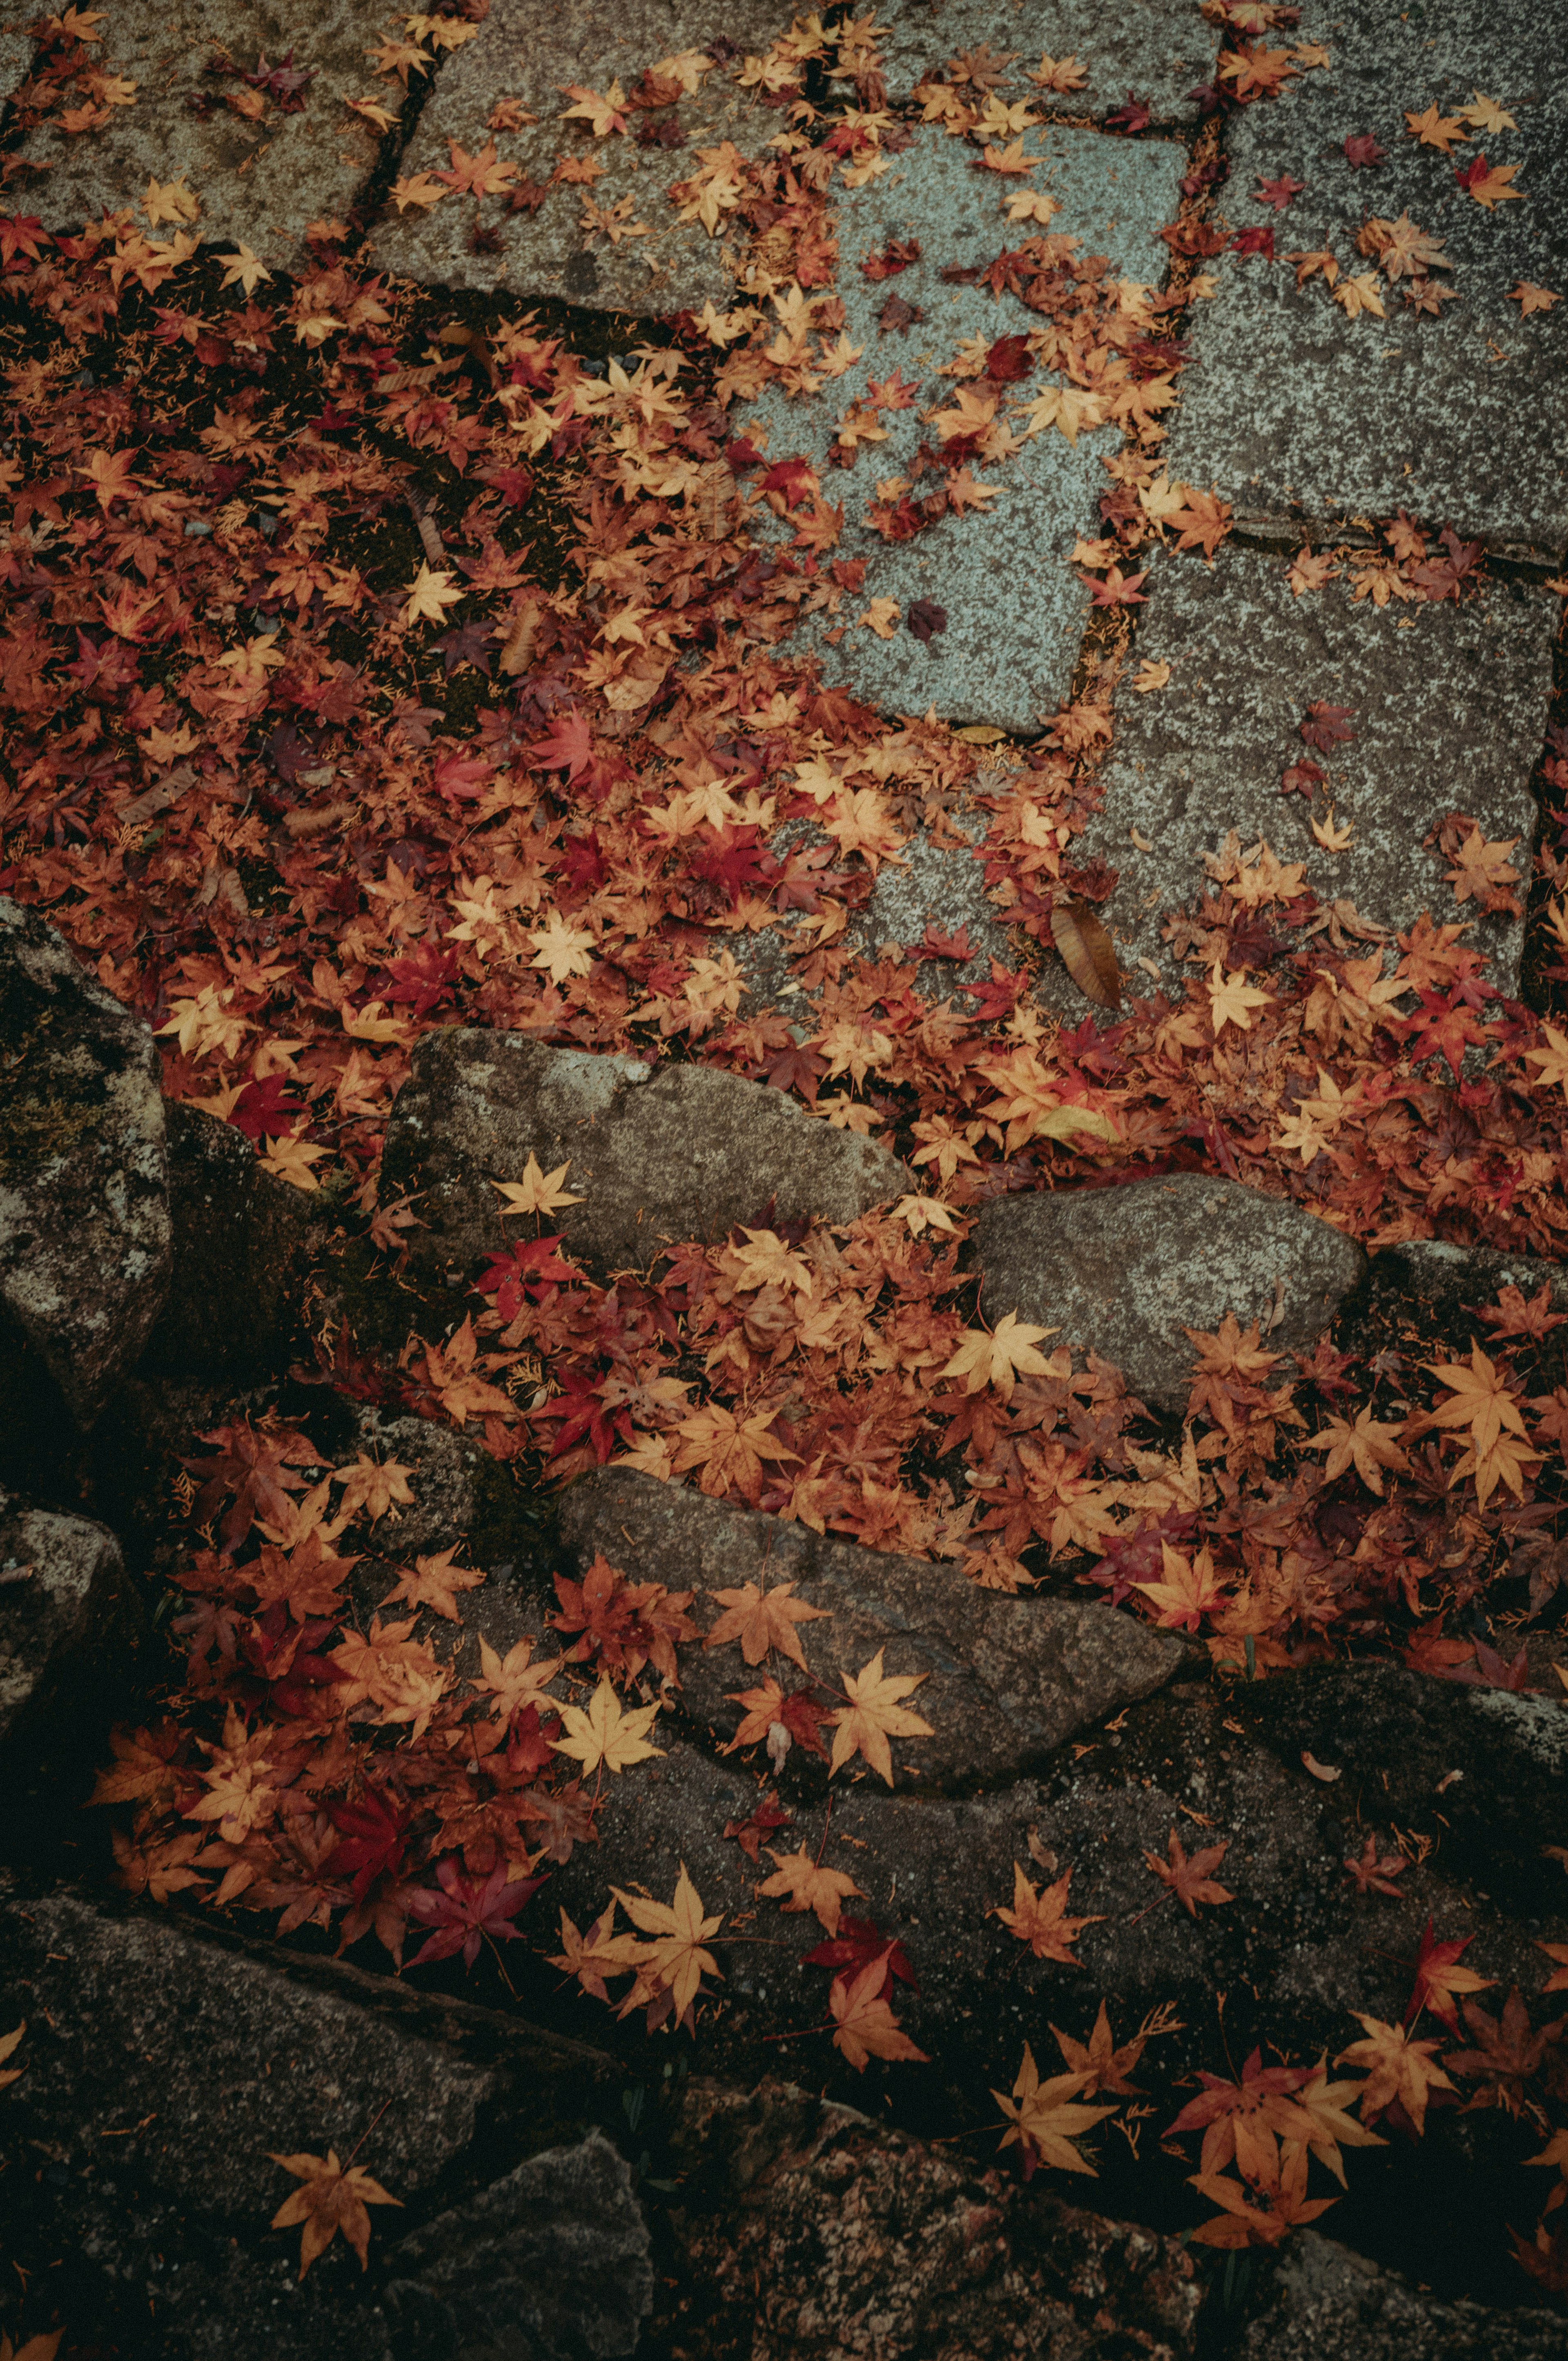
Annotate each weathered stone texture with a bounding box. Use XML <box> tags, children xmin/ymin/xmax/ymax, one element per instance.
<box><xmin>1163</xmin><ymin>0</ymin><xmax>1568</xmax><ymax>554</ymax></box>
<box><xmin>369</xmin><ymin>0</ymin><xmax>791</xmax><ymax>312</ymax></box>
<box><xmin>1073</xmin><ymin>545</ymin><xmax>1554</xmax><ymax>995</ymax></box>
<box><xmin>0</xmin><ymin>1499</ymin><xmax>133</xmax><ymax>1754</ymax></box>
<box><xmin>383</xmin><ymin>2131</ymin><xmax>652</xmax><ymax>2361</ymax></box>
<box><xmin>1238</xmin><ymin>2232</ymin><xmax>1567</xmax><ymax>2361</ymax></box>
<box><xmin>973</xmin><ymin>1174</ymin><xmax>1366</xmax><ymax>1412</ymax></box>
<box><xmin>555</xmin><ymin>1465</ymin><xmax>1186</xmax><ymax>1785</ymax></box>
<box><xmin>743</xmin><ymin>124</ymin><xmax>1189</xmax><ymax>731</ymax></box>
<box><xmin>0</xmin><ymin>900</ymin><xmax>169</xmax><ymax>1431</ymax></box>
<box><xmin>12</xmin><ymin>0</ymin><xmax>405</xmax><ymax>270</ymax></box>
<box><xmin>873</xmin><ymin>0</ymin><xmax>1219</xmax><ymax>126</ymax></box>
<box><xmin>382</xmin><ymin>1032</ymin><xmax>909</xmax><ymax>1277</ymax></box>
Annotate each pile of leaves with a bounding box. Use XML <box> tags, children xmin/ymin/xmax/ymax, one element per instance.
<box><xmin>0</xmin><ymin>0</ymin><xmax>1564</xmax><ymax>2305</ymax></box>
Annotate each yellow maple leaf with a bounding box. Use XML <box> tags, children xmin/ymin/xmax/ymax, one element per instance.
<box><xmin>703</xmin><ymin>1579</ymin><xmax>829</xmax><ymax>1670</ymax></box>
<box><xmin>492</xmin><ymin>1154</ymin><xmax>583</xmax><ymax>1217</ymax></box>
<box><xmin>758</xmin><ymin>1843</ymin><xmax>864</xmax><ymax>1932</ymax></box>
<box><xmin>610</xmin><ymin>1863</ymin><xmax>722</xmax><ymax>2016</ymax></box>
<box><xmin>1338</xmin><ymin>2013</ymin><xmax>1453</xmax><ymax>2133</ymax></box>
<box><xmin>940</xmin><ymin>1310</ymin><xmax>1057</xmax><ymax>1402</ymax></box>
<box><xmin>552</xmin><ymin>1677</ymin><xmax>663</xmax><ymax>1776</ymax></box>
<box><xmin>828</xmin><ymin>1648</ymin><xmax>933</xmax><ymax>1784</ymax></box>
<box><xmin>143</xmin><ymin>175</ymin><xmax>200</xmax><ymax>225</ymax></box>
<box><xmin>400</xmin><ymin>563</ymin><xmax>464</xmax><ymax>626</ymax></box>
<box><xmin>1208</xmin><ymin>964</ymin><xmax>1273</xmax><ymax>1033</ymax></box>
<box><xmin>858</xmin><ymin>597</ymin><xmax>901</xmax><ymax>639</ymax></box>
<box><xmin>993</xmin><ymin>2043</ymin><xmax>1114</xmax><ymax>2173</ymax></box>
<box><xmin>381</xmin><ymin>1546</ymin><xmax>485</xmax><ymax>1621</ymax></box>
<box><xmin>1132</xmin><ymin>1542</ymin><xmax>1227</xmax><ymax>1630</ymax></box>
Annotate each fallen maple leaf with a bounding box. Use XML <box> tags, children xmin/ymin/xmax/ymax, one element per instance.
<box><xmin>610</xmin><ymin>1863</ymin><xmax>723</xmax><ymax>2017</ymax></box>
<box><xmin>703</xmin><ymin>1579</ymin><xmax>830</xmax><ymax>1670</ymax></box>
<box><xmin>994</xmin><ymin>1862</ymin><xmax>1102</xmax><ymax>1962</ymax></box>
<box><xmin>1051</xmin><ymin>2001</ymin><xmax>1147</xmax><ymax>2097</ymax></box>
<box><xmin>941</xmin><ymin>1311</ymin><xmax>1057</xmax><ymax>1402</ymax></box>
<box><xmin>381</xmin><ymin>1547</ymin><xmax>485</xmax><ymax>1622</ymax></box>
<box><xmin>994</xmin><ymin>2042</ymin><xmax>1114</xmax><ymax>2174</ymax></box>
<box><xmin>267</xmin><ymin>2148</ymin><xmax>402</xmax><ymax>2277</ymax></box>
<box><xmin>1144</xmin><ymin>1828</ymin><xmax>1233</xmax><ymax>1917</ymax></box>
<box><xmin>551</xmin><ymin>1677</ymin><xmax>663</xmax><ymax>1776</ymax></box>
<box><xmin>1406</xmin><ymin>1918</ymin><xmax>1496</xmax><ymax>2031</ymax></box>
<box><xmin>408</xmin><ymin>1855</ymin><xmax>545</xmax><ymax>1969</ymax></box>
<box><xmin>759</xmin><ymin>1843</ymin><xmax>865</xmax><ymax>1932</ymax></box>
<box><xmin>1339</xmin><ymin>2011</ymin><xmax>1453</xmax><ymax>2132</ymax></box>
<box><xmin>1133</xmin><ymin>1542</ymin><xmax>1226</xmax><ymax>1630</ymax></box>
<box><xmin>1303</xmin><ymin>1408</ymin><xmax>1410</xmax><ymax>1495</ymax></box>
<box><xmin>492</xmin><ymin>1155</ymin><xmax>583</xmax><ymax>1216</ymax></box>
<box><xmin>830</xmin><ymin>1952</ymin><xmax>929</xmax><ymax>2069</ymax></box>
<box><xmin>828</xmin><ymin>1649</ymin><xmax>933</xmax><ymax>1784</ymax></box>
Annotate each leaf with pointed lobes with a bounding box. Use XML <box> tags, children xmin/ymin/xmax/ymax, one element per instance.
<box><xmin>703</xmin><ymin>1577</ymin><xmax>830</xmax><ymax>1669</ymax></box>
<box><xmin>830</xmin><ymin>1951</ymin><xmax>929</xmax><ymax>2069</ymax></box>
<box><xmin>994</xmin><ymin>1861</ymin><xmax>1103</xmax><ymax>1961</ymax></box>
<box><xmin>268</xmin><ymin>2149</ymin><xmax>402</xmax><ymax>2279</ymax></box>
<box><xmin>806</xmin><ymin>1915</ymin><xmax>919</xmax><ymax>1990</ymax></box>
<box><xmin>993</xmin><ymin>2042</ymin><xmax>1115</xmax><ymax>2175</ymax></box>
<box><xmin>1144</xmin><ymin>1828</ymin><xmax>1233</xmax><ymax>1916</ymax></box>
<box><xmin>1051</xmin><ymin>897</ymin><xmax>1122</xmax><ymax>1008</ymax></box>
<box><xmin>407</xmin><ymin>1854</ymin><xmax>546</xmax><ymax>1969</ymax></box>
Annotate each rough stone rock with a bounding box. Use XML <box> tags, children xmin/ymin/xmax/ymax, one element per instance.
<box><xmin>138</xmin><ymin>1104</ymin><xmax>323</xmax><ymax>1382</ymax></box>
<box><xmin>664</xmin><ymin>2077</ymin><xmax>1203</xmax><ymax>2360</ymax></box>
<box><xmin>11</xmin><ymin>1</ymin><xmax>409</xmax><ymax>271</ymax></box>
<box><xmin>383</xmin><ymin>2130</ymin><xmax>652</xmax><ymax>2361</ymax></box>
<box><xmin>552</xmin><ymin>1465</ymin><xmax>1187</xmax><ymax>1786</ymax></box>
<box><xmin>0</xmin><ymin>1499</ymin><xmax>137</xmax><ymax>1760</ymax></box>
<box><xmin>1237</xmin><ymin>2232</ymin><xmax>1566</xmax><ymax>2361</ymax></box>
<box><xmin>381</xmin><ymin>1031</ymin><xmax>909</xmax><ymax>1279</ymax></box>
<box><xmin>1062</xmin><ymin>545</ymin><xmax>1554</xmax><ymax>999</ymax></box>
<box><xmin>1161</xmin><ymin>0</ymin><xmax>1568</xmax><ymax>557</ymax></box>
<box><xmin>973</xmin><ymin>1174</ymin><xmax>1367</xmax><ymax>1414</ymax></box>
<box><xmin>742</xmin><ymin>125</ymin><xmax>1189</xmax><ymax>732</ymax></box>
<box><xmin>873</xmin><ymin>0</ymin><xmax>1219</xmax><ymax>126</ymax></box>
<box><xmin>0</xmin><ymin>1881</ymin><xmax>634</xmax><ymax>2359</ymax></box>
<box><xmin>369</xmin><ymin>0</ymin><xmax>792</xmax><ymax>314</ymax></box>
<box><xmin>1356</xmin><ymin>1238</ymin><xmax>1568</xmax><ymax>1350</ymax></box>
<box><xmin>546</xmin><ymin>1662</ymin><xmax>1565</xmax><ymax>2132</ymax></box>
<box><xmin>0</xmin><ymin>29</ymin><xmax>32</xmax><ymax>101</ymax></box>
<box><xmin>0</xmin><ymin>899</ymin><xmax>169</xmax><ymax>1434</ymax></box>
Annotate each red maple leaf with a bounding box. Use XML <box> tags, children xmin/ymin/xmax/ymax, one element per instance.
<box><xmin>1300</xmin><ymin>702</ymin><xmax>1355</xmax><ymax>752</ymax></box>
<box><xmin>723</xmin><ymin>1795</ymin><xmax>794</xmax><ymax>1862</ymax></box>
<box><xmin>526</xmin><ymin>707</ymin><xmax>595</xmax><ymax>779</ymax></box>
<box><xmin>407</xmin><ymin>1855</ymin><xmax>545</xmax><ymax>1970</ymax></box>
<box><xmin>1106</xmin><ymin>92</ymin><xmax>1152</xmax><ymax>133</ymax></box>
<box><xmin>804</xmin><ymin>1917</ymin><xmax>919</xmax><ymax>1990</ymax></box>
<box><xmin>1231</xmin><ymin>225</ymin><xmax>1276</xmax><ymax>258</ymax></box>
<box><xmin>474</xmin><ymin>1235</ymin><xmax>577</xmax><ymax>1319</ymax></box>
<box><xmin>1343</xmin><ymin>134</ymin><xmax>1386</xmax><ymax>167</ymax></box>
<box><xmin>1254</xmin><ymin>173</ymin><xmax>1305</xmax><ymax>211</ymax></box>
<box><xmin>325</xmin><ymin>1785</ymin><xmax>412</xmax><ymax>1900</ymax></box>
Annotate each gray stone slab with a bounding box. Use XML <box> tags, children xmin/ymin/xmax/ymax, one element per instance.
<box><xmin>381</xmin><ymin>1031</ymin><xmax>910</xmax><ymax>1279</ymax></box>
<box><xmin>743</xmin><ymin>124</ymin><xmax>1187</xmax><ymax>730</ymax></box>
<box><xmin>973</xmin><ymin>1173</ymin><xmax>1366</xmax><ymax>1413</ymax></box>
<box><xmin>0</xmin><ymin>31</ymin><xmax>33</xmax><ymax>105</ymax></box>
<box><xmin>1076</xmin><ymin>543</ymin><xmax>1555</xmax><ymax>994</ymax></box>
<box><xmin>552</xmin><ymin>1466</ymin><xmax>1185</xmax><ymax>1788</ymax></box>
<box><xmin>368</xmin><ymin>0</ymin><xmax>791</xmax><ymax>312</ymax></box>
<box><xmin>874</xmin><ymin>0</ymin><xmax>1219</xmax><ymax>127</ymax></box>
<box><xmin>11</xmin><ymin>0</ymin><xmax>405</xmax><ymax>270</ymax></box>
<box><xmin>1163</xmin><ymin>0</ymin><xmax>1568</xmax><ymax>556</ymax></box>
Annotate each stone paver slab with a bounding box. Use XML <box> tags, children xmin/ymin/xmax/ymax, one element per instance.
<box><xmin>744</xmin><ymin>123</ymin><xmax>1188</xmax><ymax>730</ymax></box>
<box><xmin>973</xmin><ymin>1173</ymin><xmax>1366</xmax><ymax>1412</ymax></box>
<box><xmin>1163</xmin><ymin>0</ymin><xmax>1568</xmax><ymax>556</ymax></box>
<box><xmin>370</xmin><ymin>0</ymin><xmax>791</xmax><ymax>313</ymax></box>
<box><xmin>874</xmin><ymin>0</ymin><xmax>1219</xmax><ymax>127</ymax></box>
<box><xmin>11</xmin><ymin>2</ymin><xmax>409</xmax><ymax>269</ymax></box>
<box><xmin>1074</xmin><ymin>543</ymin><xmax>1555</xmax><ymax>993</ymax></box>
<box><xmin>554</xmin><ymin>1466</ymin><xmax>1185</xmax><ymax>1788</ymax></box>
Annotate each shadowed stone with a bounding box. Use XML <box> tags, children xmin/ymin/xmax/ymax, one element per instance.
<box><xmin>742</xmin><ymin>124</ymin><xmax>1189</xmax><ymax>731</ymax></box>
<box><xmin>874</xmin><ymin>0</ymin><xmax>1220</xmax><ymax>126</ymax></box>
<box><xmin>0</xmin><ymin>1499</ymin><xmax>136</xmax><ymax>1757</ymax></box>
<box><xmin>973</xmin><ymin>1174</ymin><xmax>1366</xmax><ymax>1413</ymax></box>
<box><xmin>553</xmin><ymin>1465</ymin><xmax>1187</xmax><ymax>1787</ymax></box>
<box><xmin>383</xmin><ymin>2131</ymin><xmax>652</xmax><ymax>2361</ymax></box>
<box><xmin>369</xmin><ymin>0</ymin><xmax>792</xmax><ymax>313</ymax></box>
<box><xmin>1162</xmin><ymin>0</ymin><xmax>1568</xmax><ymax>558</ymax></box>
<box><xmin>10</xmin><ymin>2</ymin><xmax>409</xmax><ymax>271</ymax></box>
<box><xmin>1237</xmin><ymin>2233</ymin><xmax>1566</xmax><ymax>2361</ymax></box>
<box><xmin>1068</xmin><ymin>543</ymin><xmax>1553</xmax><ymax>996</ymax></box>
<box><xmin>0</xmin><ymin>900</ymin><xmax>169</xmax><ymax>1433</ymax></box>
<box><xmin>382</xmin><ymin>1032</ymin><xmax>909</xmax><ymax>1278</ymax></box>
